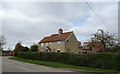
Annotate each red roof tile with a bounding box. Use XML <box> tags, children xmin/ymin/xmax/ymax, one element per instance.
<box><xmin>39</xmin><ymin>32</ymin><xmax>73</xmax><ymax>43</ymax></box>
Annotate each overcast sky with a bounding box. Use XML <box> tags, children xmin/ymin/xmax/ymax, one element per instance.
<box><xmin>0</xmin><ymin>2</ymin><xmax>118</xmax><ymax>50</ymax></box>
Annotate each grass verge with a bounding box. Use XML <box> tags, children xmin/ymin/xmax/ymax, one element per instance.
<box><xmin>9</xmin><ymin>57</ymin><xmax>120</xmax><ymax>72</ymax></box>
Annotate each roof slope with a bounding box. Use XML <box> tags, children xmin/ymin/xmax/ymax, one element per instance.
<box><xmin>39</xmin><ymin>32</ymin><xmax>73</xmax><ymax>43</ymax></box>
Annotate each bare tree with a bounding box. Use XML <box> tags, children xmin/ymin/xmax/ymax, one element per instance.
<box><xmin>90</xmin><ymin>29</ymin><xmax>117</xmax><ymax>51</ymax></box>
<box><xmin>0</xmin><ymin>35</ymin><xmax>6</xmax><ymax>50</ymax></box>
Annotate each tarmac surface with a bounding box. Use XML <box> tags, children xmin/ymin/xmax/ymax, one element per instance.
<box><xmin>2</xmin><ymin>56</ymin><xmax>118</xmax><ymax>74</ymax></box>
<box><xmin>2</xmin><ymin>57</ymin><xmax>73</xmax><ymax>72</ymax></box>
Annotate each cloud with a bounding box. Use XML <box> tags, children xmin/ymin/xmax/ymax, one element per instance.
<box><xmin>69</xmin><ymin>2</ymin><xmax>118</xmax><ymax>42</ymax></box>
<box><xmin>1</xmin><ymin>2</ymin><xmax>118</xmax><ymax>50</ymax></box>
<box><xmin>1</xmin><ymin>9</ymin><xmax>46</xmax><ymax>23</ymax></box>
<box><xmin>0</xmin><ymin>10</ymin><xmax>5</xmax><ymax>17</ymax></box>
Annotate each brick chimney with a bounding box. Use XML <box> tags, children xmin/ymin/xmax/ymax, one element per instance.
<box><xmin>58</xmin><ymin>28</ymin><xmax>63</xmax><ymax>35</ymax></box>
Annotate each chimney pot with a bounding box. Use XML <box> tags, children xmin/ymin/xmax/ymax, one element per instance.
<box><xmin>58</xmin><ymin>28</ymin><xmax>63</xmax><ymax>35</ymax></box>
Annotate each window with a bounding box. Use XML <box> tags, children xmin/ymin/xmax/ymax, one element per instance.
<box><xmin>49</xmin><ymin>42</ymin><xmax>51</xmax><ymax>44</ymax></box>
<box><xmin>56</xmin><ymin>49</ymin><xmax>61</xmax><ymax>52</ymax></box>
<box><xmin>41</xmin><ymin>43</ymin><xmax>44</xmax><ymax>47</ymax></box>
<box><xmin>92</xmin><ymin>48</ymin><xmax>96</xmax><ymax>51</ymax></box>
<box><xmin>57</xmin><ymin>41</ymin><xmax>61</xmax><ymax>46</ymax></box>
<box><xmin>46</xmin><ymin>43</ymin><xmax>48</xmax><ymax>46</ymax></box>
<box><xmin>89</xmin><ymin>47</ymin><xmax>92</xmax><ymax>51</ymax></box>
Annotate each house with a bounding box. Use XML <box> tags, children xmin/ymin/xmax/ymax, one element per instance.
<box><xmin>38</xmin><ymin>28</ymin><xmax>80</xmax><ymax>53</ymax></box>
<box><xmin>82</xmin><ymin>42</ymin><xmax>103</xmax><ymax>53</ymax></box>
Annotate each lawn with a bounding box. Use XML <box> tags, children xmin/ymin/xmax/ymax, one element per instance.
<box><xmin>9</xmin><ymin>57</ymin><xmax>120</xmax><ymax>73</ymax></box>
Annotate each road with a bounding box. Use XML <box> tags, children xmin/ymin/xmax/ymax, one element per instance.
<box><xmin>2</xmin><ymin>57</ymin><xmax>73</xmax><ymax>72</ymax></box>
<box><xmin>2</xmin><ymin>57</ymin><xmax>118</xmax><ymax>74</ymax></box>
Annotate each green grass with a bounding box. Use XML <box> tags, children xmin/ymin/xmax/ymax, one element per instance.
<box><xmin>9</xmin><ymin>57</ymin><xmax>120</xmax><ymax>73</ymax></box>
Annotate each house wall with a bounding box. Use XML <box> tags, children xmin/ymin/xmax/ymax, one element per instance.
<box><xmin>38</xmin><ymin>41</ymin><xmax>66</xmax><ymax>52</ymax></box>
<box><xmin>65</xmin><ymin>33</ymin><xmax>79</xmax><ymax>54</ymax></box>
<box><xmin>38</xmin><ymin>33</ymin><xmax>80</xmax><ymax>53</ymax></box>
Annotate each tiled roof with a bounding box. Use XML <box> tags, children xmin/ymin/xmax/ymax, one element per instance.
<box><xmin>39</xmin><ymin>32</ymin><xmax>73</xmax><ymax>43</ymax></box>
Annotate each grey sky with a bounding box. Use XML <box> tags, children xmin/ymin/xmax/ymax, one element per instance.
<box><xmin>0</xmin><ymin>2</ymin><xmax>118</xmax><ymax>50</ymax></box>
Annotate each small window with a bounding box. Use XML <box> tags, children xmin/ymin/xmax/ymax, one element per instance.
<box><xmin>46</xmin><ymin>43</ymin><xmax>48</xmax><ymax>46</ymax></box>
<box><xmin>89</xmin><ymin>47</ymin><xmax>92</xmax><ymax>51</ymax></box>
<box><xmin>56</xmin><ymin>49</ymin><xmax>61</xmax><ymax>52</ymax></box>
<box><xmin>41</xmin><ymin>43</ymin><xmax>44</xmax><ymax>47</ymax></box>
<box><xmin>49</xmin><ymin>42</ymin><xmax>51</xmax><ymax>44</ymax></box>
<box><xmin>57</xmin><ymin>41</ymin><xmax>61</xmax><ymax>46</ymax></box>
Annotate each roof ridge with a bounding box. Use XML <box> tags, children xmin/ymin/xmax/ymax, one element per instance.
<box><xmin>39</xmin><ymin>31</ymin><xmax>73</xmax><ymax>43</ymax></box>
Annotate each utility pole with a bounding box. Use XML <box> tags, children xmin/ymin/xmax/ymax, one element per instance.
<box><xmin>118</xmin><ymin>1</ymin><xmax>120</xmax><ymax>45</ymax></box>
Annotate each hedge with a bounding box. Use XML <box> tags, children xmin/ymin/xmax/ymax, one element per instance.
<box><xmin>17</xmin><ymin>52</ymin><xmax>120</xmax><ymax>70</ymax></box>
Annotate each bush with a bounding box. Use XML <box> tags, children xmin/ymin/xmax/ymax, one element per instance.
<box><xmin>30</xmin><ymin>44</ymin><xmax>38</xmax><ymax>52</ymax></box>
<box><xmin>17</xmin><ymin>52</ymin><xmax>120</xmax><ymax>70</ymax></box>
<box><xmin>109</xmin><ymin>45</ymin><xmax>120</xmax><ymax>53</ymax></box>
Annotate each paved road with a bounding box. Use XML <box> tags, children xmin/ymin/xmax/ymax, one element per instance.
<box><xmin>2</xmin><ymin>57</ymin><xmax>118</xmax><ymax>74</ymax></box>
<box><xmin>2</xmin><ymin>57</ymin><xmax>73</xmax><ymax>72</ymax></box>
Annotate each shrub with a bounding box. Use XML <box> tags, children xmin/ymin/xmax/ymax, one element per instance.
<box><xmin>17</xmin><ymin>52</ymin><xmax>120</xmax><ymax>70</ymax></box>
<box><xmin>30</xmin><ymin>44</ymin><xmax>38</xmax><ymax>52</ymax></box>
<box><xmin>109</xmin><ymin>45</ymin><xmax>120</xmax><ymax>53</ymax></box>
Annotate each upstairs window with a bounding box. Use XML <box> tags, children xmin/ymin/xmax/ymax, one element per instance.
<box><xmin>49</xmin><ymin>42</ymin><xmax>51</xmax><ymax>44</ymax></box>
<box><xmin>57</xmin><ymin>41</ymin><xmax>61</xmax><ymax>46</ymax></box>
<box><xmin>46</xmin><ymin>43</ymin><xmax>48</xmax><ymax>46</ymax></box>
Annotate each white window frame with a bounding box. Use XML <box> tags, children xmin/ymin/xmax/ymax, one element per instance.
<box><xmin>46</xmin><ymin>43</ymin><xmax>48</xmax><ymax>46</ymax></box>
<box><xmin>49</xmin><ymin>42</ymin><xmax>51</xmax><ymax>44</ymax></box>
<box><xmin>57</xmin><ymin>41</ymin><xmax>61</xmax><ymax>46</ymax></box>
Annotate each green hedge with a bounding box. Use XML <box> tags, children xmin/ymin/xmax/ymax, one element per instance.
<box><xmin>17</xmin><ymin>52</ymin><xmax>120</xmax><ymax>70</ymax></box>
